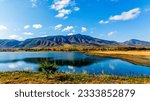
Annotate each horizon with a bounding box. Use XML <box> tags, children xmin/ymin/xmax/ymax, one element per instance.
<box><xmin>0</xmin><ymin>33</ymin><xmax>150</xmax><ymax>43</ymax></box>
<box><xmin>0</xmin><ymin>0</ymin><xmax>150</xmax><ymax>42</ymax></box>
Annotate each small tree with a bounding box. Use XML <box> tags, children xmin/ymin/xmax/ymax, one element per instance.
<box><xmin>40</xmin><ymin>62</ymin><xmax>58</xmax><ymax>80</ymax></box>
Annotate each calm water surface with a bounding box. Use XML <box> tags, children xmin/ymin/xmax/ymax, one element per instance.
<box><xmin>0</xmin><ymin>52</ymin><xmax>150</xmax><ymax>76</ymax></box>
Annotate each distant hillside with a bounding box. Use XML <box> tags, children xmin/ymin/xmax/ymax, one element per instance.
<box><xmin>0</xmin><ymin>40</ymin><xmax>20</xmax><ymax>48</ymax></box>
<box><xmin>123</xmin><ymin>39</ymin><xmax>150</xmax><ymax>46</ymax></box>
<box><xmin>18</xmin><ymin>34</ymin><xmax>118</xmax><ymax>48</ymax></box>
<box><xmin>0</xmin><ymin>34</ymin><xmax>150</xmax><ymax>48</ymax></box>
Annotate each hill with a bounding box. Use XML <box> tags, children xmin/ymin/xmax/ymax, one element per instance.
<box><xmin>0</xmin><ymin>34</ymin><xmax>150</xmax><ymax>48</ymax></box>
<box><xmin>123</xmin><ymin>39</ymin><xmax>150</xmax><ymax>46</ymax></box>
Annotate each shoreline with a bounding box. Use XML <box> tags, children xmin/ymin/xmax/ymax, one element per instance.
<box><xmin>0</xmin><ymin>71</ymin><xmax>150</xmax><ymax>84</ymax></box>
<box><xmin>85</xmin><ymin>50</ymin><xmax>150</xmax><ymax>67</ymax></box>
<box><xmin>0</xmin><ymin>50</ymin><xmax>150</xmax><ymax>67</ymax></box>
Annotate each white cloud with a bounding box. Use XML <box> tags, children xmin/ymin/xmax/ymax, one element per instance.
<box><xmin>55</xmin><ymin>13</ymin><xmax>64</xmax><ymax>18</ymax></box>
<box><xmin>109</xmin><ymin>8</ymin><xmax>141</xmax><ymax>21</ymax></box>
<box><xmin>81</xmin><ymin>27</ymin><xmax>87</xmax><ymax>32</ymax></box>
<box><xmin>8</xmin><ymin>35</ymin><xmax>23</xmax><ymax>40</ymax></box>
<box><xmin>50</xmin><ymin>0</ymin><xmax>79</xmax><ymax>19</ymax></box>
<box><xmin>99</xmin><ymin>20</ymin><xmax>109</xmax><ymax>24</ymax></box>
<box><xmin>62</xmin><ymin>26</ymin><xmax>74</xmax><ymax>32</ymax></box>
<box><xmin>9</xmin><ymin>35</ymin><xmax>18</xmax><ymax>39</ymax></box>
<box><xmin>68</xmin><ymin>65</ymin><xmax>74</xmax><ymax>69</ymax></box>
<box><xmin>55</xmin><ymin>24</ymin><xmax>63</xmax><ymax>30</ymax></box>
<box><xmin>68</xmin><ymin>33</ymin><xmax>74</xmax><ymax>36</ymax></box>
<box><xmin>107</xmin><ymin>32</ymin><xmax>115</xmax><ymax>36</ymax></box>
<box><xmin>74</xmin><ymin>7</ymin><xmax>80</xmax><ymax>11</ymax></box>
<box><xmin>40</xmin><ymin>35</ymin><xmax>48</xmax><ymax>37</ymax></box>
<box><xmin>30</xmin><ymin>0</ymin><xmax>37</xmax><ymax>8</ymax></box>
<box><xmin>23</xmin><ymin>32</ymin><xmax>34</xmax><ymax>36</ymax></box>
<box><xmin>51</xmin><ymin>0</ymin><xmax>70</xmax><ymax>11</ymax></box>
<box><xmin>0</xmin><ymin>25</ymin><xmax>8</xmax><ymax>31</ymax></box>
<box><xmin>55</xmin><ymin>9</ymin><xmax>71</xmax><ymax>18</ymax></box>
<box><xmin>24</xmin><ymin>25</ymin><xmax>30</xmax><ymax>29</ymax></box>
<box><xmin>32</xmin><ymin>24</ymin><xmax>43</xmax><ymax>29</ymax></box>
<box><xmin>8</xmin><ymin>62</ymin><xmax>23</xmax><ymax>69</ymax></box>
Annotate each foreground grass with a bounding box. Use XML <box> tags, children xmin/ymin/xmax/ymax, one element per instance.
<box><xmin>86</xmin><ymin>50</ymin><xmax>150</xmax><ymax>67</ymax></box>
<box><xmin>0</xmin><ymin>71</ymin><xmax>150</xmax><ymax>84</ymax></box>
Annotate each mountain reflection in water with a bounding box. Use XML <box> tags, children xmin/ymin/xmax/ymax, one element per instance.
<box><xmin>23</xmin><ymin>57</ymin><xmax>108</xmax><ymax>67</ymax></box>
<box><xmin>0</xmin><ymin>52</ymin><xmax>150</xmax><ymax>76</ymax></box>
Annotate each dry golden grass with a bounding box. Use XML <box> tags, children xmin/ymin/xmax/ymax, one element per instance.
<box><xmin>86</xmin><ymin>50</ymin><xmax>150</xmax><ymax>67</ymax></box>
<box><xmin>87</xmin><ymin>50</ymin><xmax>150</xmax><ymax>55</ymax></box>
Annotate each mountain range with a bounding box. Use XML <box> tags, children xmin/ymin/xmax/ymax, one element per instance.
<box><xmin>0</xmin><ymin>34</ymin><xmax>150</xmax><ymax>48</ymax></box>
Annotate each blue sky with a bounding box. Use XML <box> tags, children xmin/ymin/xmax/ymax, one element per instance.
<box><xmin>0</xmin><ymin>0</ymin><xmax>150</xmax><ymax>42</ymax></box>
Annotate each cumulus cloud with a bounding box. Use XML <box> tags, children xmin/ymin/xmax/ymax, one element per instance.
<box><xmin>74</xmin><ymin>7</ymin><xmax>80</xmax><ymax>11</ymax></box>
<box><xmin>24</xmin><ymin>24</ymin><xmax>42</xmax><ymax>29</ymax></box>
<box><xmin>8</xmin><ymin>35</ymin><xmax>23</xmax><ymax>40</ymax></box>
<box><xmin>109</xmin><ymin>8</ymin><xmax>141</xmax><ymax>21</ymax></box>
<box><xmin>68</xmin><ymin>33</ymin><xmax>74</xmax><ymax>36</ymax></box>
<box><xmin>99</xmin><ymin>20</ymin><xmax>109</xmax><ymax>24</ymax></box>
<box><xmin>32</xmin><ymin>24</ymin><xmax>43</xmax><ymax>29</ymax></box>
<box><xmin>8</xmin><ymin>62</ymin><xmax>23</xmax><ymax>69</ymax></box>
<box><xmin>9</xmin><ymin>35</ymin><xmax>19</xmax><ymax>39</ymax></box>
<box><xmin>107</xmin><ymin>31</ymin><xmax>115</xmax><ymax>36</ymax></box>
<box><xmin>50</xmin><ymin>0</ymin><xmax>80</xmax><ymax>19</ymax></box>
<box><xmin>0</xmin><ymin>25</ymin><xmax>8</xmax><ymax>31</ymax></box>
<box><xmin>55</xmin><ymin>9</ymin><xmax>71</xmax><ymax>18</ymax></box>
<box><xmin>62</xmin><ymin>26</ymin><xmax>74</xmax><ymax>32</ymax></box>
<box><xmin>23</xmin><ymin>32</ymin><xmax>34</xmax><ymax>36</ymax></box>
<box><xmin>51</xmin><ymin>0</ymin><xmax>70</xmax><ymax>11</ymax></box>
<box><xmin>40</xmin><ymin>35</ymin><xmax>48</xmax><ymax>37</ymax></box>
<box><xmin>55</xmin><ymin>24</ymin><xmax>63</xmax><ymax>30</ymax></box>
<box><xmin>81</xmin><ymin>27</ymin><xmax>87</xmax><ymax>32</ymax></box>
<box><xmin>24</xmin><ymin>25</ymin><xmax>30</xmax><ymax>29</ymax></box>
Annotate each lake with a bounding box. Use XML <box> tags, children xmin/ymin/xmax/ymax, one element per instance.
<box><xmin>0</xmin><ymin>52</ymin><xmax>150</xmax><ymax>76</ymax></box>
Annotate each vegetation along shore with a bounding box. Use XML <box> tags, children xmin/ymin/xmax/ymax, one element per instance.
<box><xmin>86</xmin><ymin>50</ymin><xmax>150</xmax><ymax>67</ymax></box>
<box><xmin>0</xmin><ymin>71</ymin><xmax>150</xmax><ymax>84</ymax></box>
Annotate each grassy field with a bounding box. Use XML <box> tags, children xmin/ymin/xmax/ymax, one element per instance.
<box><xmin>86</xmin><ymin>50</ymin><xmax>150</xmax><ymax>67</ymax></box>
<box><xmin>0</xmin><ymin>71</ymin><xmax>150</xmax><ymax>84</ymax></box>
